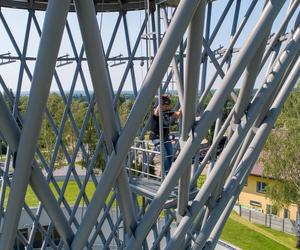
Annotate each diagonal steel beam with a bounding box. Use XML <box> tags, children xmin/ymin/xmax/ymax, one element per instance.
<box><xmin>161</xmin><ymin>6</ymin><xmax>184</xmax><ymax>106</ymax></box>
<box><xmin>71</xmin><ymin>0</ymin><xmax>204</xmax><ymax>248</ymax></box>
<box><xmin>122</xmin><ymin>13</ymin><xmax>138</xmax><ymax>96</ymax></box>
<box><xmin>30</xmin><ymin>16</ymin><xmax>119</xmax><ymax>245</ymax></box>
<box><xmin>207</xmin><ymin>57</ymin><xmax>300</xmax><ymax>250</ymax></box>
<box><xmin>0</xmin><ymin>1</ymin><xmax>70</xmax><ymax>249</ymax></box>
<box><xmin>197</xmin><ymin>0</ymin><xmax>258</xmax><ymax>112</ymax></box>
<box><xmin>0</xmin><ymin>92</ymin><xmax>74</xmax><ymax>246</ymax></box>
<box><xmin>168</xmin><ymin>25</ymin><xmax>299</xmax><ymax>249</ymax></box>
<box><xmin>36</xmin><ymin>14</ymin><xmax>125</xmax><ymax>240</ymax></box>
<box><xmin>261</xmin><ymin>0</ymin><xmax>299</xmax><ymax>69</ymax></box>
<box><xmin>224</xmin><ymin>3</ymin><xmax>299</xmax><ymax>179</ymax></box>
<box><xmin>113</xmin><ymin>16</ymin><xmax>147</xmax><ymax>107</ymax></box>
<box><xmin>210</xmin><ymin>21</ymin><xmax>272</xmax><ymax>204</ymax></box>
<box><xmin>0</xmin><ymin>75</ymin><xmax>81</xmax><ymax>230</ymax></box>
<box><xmin>125</xmin><ymin>1</ymin><xmax>285</xmax><ymax>249</ymax></box>
<box><xmin>12</xmin><ymin>10</ymin><xmax>32</xmax><ymax>120</ymax></box>
<box><xmin>73</xmin><ymin>0</ymin><xmax>137</xmax><ymax>243</ymax></box>
<box><xmin>0</xmin><ymin>166</ymin><xmax>61</xmax><ymax>249</ymax></box>
<box><xmin>193</xmin><ymin>57</ymin><xmax>300</xmax><ymax>249</ymax></box>
<box><xmin>74</xmin><ymin>0</ymin><xmax>119</xmax><ymax>151</ymax></box>
<box><xmin>1</xmin><ymin>9</ymin><xmax>100</xmax><ymax>219</ymax></box>
<box><xmin>177</xmin><ymin>0</ymin><xmax>206</xmax><ymax>225</ymax></box>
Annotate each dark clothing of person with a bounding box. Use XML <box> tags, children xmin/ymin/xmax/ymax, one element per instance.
<box><xmin>149</xmin><ymin>111</ymin><xmax>174</xmax><ymax>140</ymax></box>
<box><xmin>149</xmin><ymin>110</ymin><xmax>174</xmax><ymax>174</ymax></box>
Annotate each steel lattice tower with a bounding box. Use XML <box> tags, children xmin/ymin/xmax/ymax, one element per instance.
<box><xmin>0</xmin><ymin>0</ymin><xmax>299</xmax><ymax>249</ymax></box>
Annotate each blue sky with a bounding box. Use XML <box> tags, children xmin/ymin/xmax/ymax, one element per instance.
<box><xmin>0</xmin><ymin>1</ymin><xmax>296</xmax><ymax>93</ymax></box>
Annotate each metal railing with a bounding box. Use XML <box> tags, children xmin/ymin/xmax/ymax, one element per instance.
<box><xmin>234</xmin><ymin>205</ymin><xmax>296</xmax><ymax>235</ymax></box>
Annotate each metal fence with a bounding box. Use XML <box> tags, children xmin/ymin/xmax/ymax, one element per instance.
<box><xmin>234</xmin><ymin>205</ymin><xmax>296</xmax><ymax>235</ymax></box>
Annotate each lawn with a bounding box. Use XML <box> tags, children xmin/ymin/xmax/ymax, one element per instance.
<box><xmin>19</xmin><ymin>176</ymin><xmax>206</xmax><ymax>207</ymax></box>
<box><xmin>221</xmin><ymin>217</ymin><xmax>290</xmax><ymax>250</ymax></box>
<box><xmin>254</xmin><ymin>222</ymin><xmax>297</xmax><ymax>249</ymax></box>
<box><xmin>221</xmin><ymin>212</ymin><xmax>297</xmax><ymax>250</ymax></box>
<box><xmin>2</xmin><ymin>180</ymin><xmax>297</xmax><ymax>249</ymax></box>
<box><xmin>4</xmin><ymin>180</ymin><xmax>98</xmax><ymax>208</ymax></box>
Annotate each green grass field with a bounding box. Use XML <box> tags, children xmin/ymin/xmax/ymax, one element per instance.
<box><xmin>254</xmin><ymin>222</ymin><xmax>297</xmax><ymax>249</ymax></box>
<box><xmin>4</xmin><ymin>180</ymin><xmax>98</xmax><ymax>208</ymax></box>
<box><xmin>3</xmin><ymin>177</ymin><xmax>206</xmax><ymax>208</ymax></box>
<box><xmin>221</xmin><ymin>212</ymin><xmax>297</xmax><ymax>249</ymax></box>
<box><xmin>221</xmin><ymin>217</ymin><xmax>291</xmax><ymax>250</ymax></box>
<box><xmin>2</xmin><ymin>180</ymin><xmax>297</xmax><ymax>249</ymax></box>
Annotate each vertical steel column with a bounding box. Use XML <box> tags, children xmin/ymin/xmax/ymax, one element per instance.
<box><xmin>161</xmin><ymin>7</ymin><xmax>184</xmax><ymax>106</ymax></box>
<box><xmin>226</xmin><ymin>0</ymin><xmax>241</xmax><ymax>69</ymax></box>
<box><xmin>72</xmin><ymin>0</ymin><xmax>203</xmax><ymax>248</ymax></box>
<box><xmin>215</xmin><ymin>0</ymin><xmax>240</xmax><ymax>154</ymax></box>
<box><xmin>73</xmin><ymin>0</ymin><xmax>137</xmax><ymax>240</ymax></box>
<box><xmin>151</xmin><ymin>8</ymin><xmax>166</xmax><ymax>180</ymax></box>
<box><xmin>199</xmin><ymin>1</ymin><xmax>211</xmax><ymax>96</ymax></box>
<box><xmin>0</xmin><ymin>1</ymin><xmax>70</xmax><ymax>249</ymax></box>
<box><xmin>177</xmin><ymin>0</ymin><xmax>206</xmax><ymax>223</ymax></box>
<box><xmin>122</xmin><ymin>13</ymin><xmax>138</xmax><ymax>96</ymax></box>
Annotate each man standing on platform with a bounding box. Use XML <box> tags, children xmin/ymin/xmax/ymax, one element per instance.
<box><xmin>149</xmin><ymin>95</ymin><xmax>181</xmax><ymax>175</ymax></box>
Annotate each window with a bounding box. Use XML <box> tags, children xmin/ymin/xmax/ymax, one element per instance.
<box><xmin>284</xmin><ymin>208</ymin><xmax>290</xmax><ymax>219</ymax></box>
<box><xmin>266</xmin><ymin>204</ymin><xmax>278</xmax><ymax>215</ymax></box>
<box><xmin>250</xmin><ymin>200</ymin><xmax>262</xmax><ymax>207</ymax></box>
<box><xmin>256</xmin><ymin>181</ymin><xmax>267</xmax><ymax>193</ymax></box>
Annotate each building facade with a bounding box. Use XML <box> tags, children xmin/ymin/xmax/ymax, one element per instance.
<box><xmin>238</xmin><ymin>162</ymin><xmax>298</xmax><ymax>220</ymax></box>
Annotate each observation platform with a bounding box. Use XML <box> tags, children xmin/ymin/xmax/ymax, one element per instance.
<box><xmin>129</xmin><ymin>176</ymin><xmax>198</xmax><ymax>209</ymax></box>
<box><xmin>0</xmin><ymin>0</ymin><xmax>179</xmax><ymax>12</ymax></box>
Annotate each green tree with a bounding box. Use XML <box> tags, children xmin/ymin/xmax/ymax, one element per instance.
<box><xmin>39</xmin><ymin>93</ymin><xmax>64</xmax><ymax>167</ymax></box>
<box><xmin>118</xmin><ymin>98</ymin><xmax>134</xmax><ymax>127</ymax></box>
<box><xmin>67</xmin><ymin>98</ymin><xmax>88</xmax><ymax>153</ymax></box>
<box><xmin>18</xmin><ymin>95</ymin><xmax>29</xmax><ymax>114</ymax></box>
<box><xmin>79</xmin><ymin>104</ymin><xmax>106</xmax><ymax>173</ymax></box>
<box><xmin>205</xmin><ymin>93</ymin><xmax>234</xmax><ymax>144</ymax></box>
<box><xmin>261</xmin><ymin>89</ymin><xmax>300</xmax><ymax>248</ymax></box>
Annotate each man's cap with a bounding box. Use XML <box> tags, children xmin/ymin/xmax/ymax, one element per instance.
<box><xmin>162</xmin><ymin>95</ymin><xmax>171</xmax><ymax>105</ymax></box>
